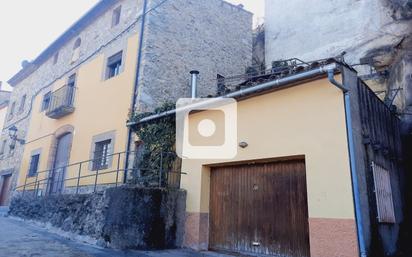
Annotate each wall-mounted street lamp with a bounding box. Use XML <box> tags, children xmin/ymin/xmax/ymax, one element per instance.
<box><xmin>8</xmin><ymin>125</ymin><xmax>25</xmax><ymax>150</ymax></box>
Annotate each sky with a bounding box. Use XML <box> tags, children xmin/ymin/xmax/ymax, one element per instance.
<box><xmin>0</xmin><ymin>0</ymin><xmax>264</xmax><ymax>91</ymax></box>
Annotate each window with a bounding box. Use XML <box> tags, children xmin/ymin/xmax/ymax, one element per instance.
<box><xmin>28</xmin><ymin>154</ymin><xmax>40</xmax><ymax>177</ymax></box>
<box><xmin>41</xmin><ymin>92</ymin><xmax>51</xmax><ymax>112</ymax></box>
<box><xmin>92</xmin><ymin>139</ymin><xmax>112</xmax><ymax>171</ymax></box>
<box><xmin>53</xmin><ymin>52</ymin><xmax>59</xmax><ymax>65</ymax></box>
<box><xmin>106</xmin><ymin>51</ymin><xmax>123</xmax><ymax>79</ymax></box>
<box><xmin>8</xmin><ymin>102</ymin><xmax>15</xmax><ymax>120</ymax></box>
<box><xmin>68</xmin><ymin>74</ymin><xmax>76</xmax><ymax>87</ymax></box>
<box><xmin>19</xmin><ymin>95</ymin><xmax>26</xmax><ymax>113</ymax></box>
<box><xmin>372</xmin><ymin>162</ymin><xmax>396</xmax><ymax>223</ymax></box>
<box><xmin>71</xmin><ymin>38</ymin><xmax>81</xmax><ymax>63</ymax></box>
<box><xmin>0</xmin><ymin>140</ymin><xmax>6</xmax><ymax>156</ymax></box>
<box><xmin>112</xmin><ymin>6</ymin><xmax>122</xmax><ymax>27</ymax></box>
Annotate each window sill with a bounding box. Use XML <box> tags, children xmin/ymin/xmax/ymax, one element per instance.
<box><xmin>104</xmin><ymin>73</ymin><xmax>122</xmax><ymax>81</ymax></box>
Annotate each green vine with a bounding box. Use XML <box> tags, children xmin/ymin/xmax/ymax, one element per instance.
<box><xmin>129</xmin><ymin>103</ymin><xmax>178</xmax><ymax>185</ymax></box>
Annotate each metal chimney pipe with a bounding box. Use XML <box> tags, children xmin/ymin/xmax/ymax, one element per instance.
<box><xmin>190</xmin><ymin>70</ymin><xmax>199</xmax><ymax>98</ymax></box>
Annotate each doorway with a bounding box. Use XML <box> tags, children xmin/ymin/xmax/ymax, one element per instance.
<box><xmin>0</xmin><ymin>174</ymin><xmax>12</xmax><ymax>206</ymax></box>
<box><xmin>48</xmin><ymin>133</ymin><xmax>72</xmax><ymax>194</ymax></box>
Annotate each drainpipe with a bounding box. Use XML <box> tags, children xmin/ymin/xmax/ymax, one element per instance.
<box><xmin>124</xmin><ymin>0</ymin><xmax>148</xmax><ymax>183</ymax></box>
<box><xmin>190</xmin><ymin>70</ymin><xmax>199</xmax><ymax>99</ymax></box>
<box><xmin>327</xmin><ymin>69</ymin><xmax>367</xmax><ymax>257</ymax></box>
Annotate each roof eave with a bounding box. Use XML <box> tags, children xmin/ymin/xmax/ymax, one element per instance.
<box><xmin>7</xmin><ymin>0</ymin><xmax>118</xmax><ymax>87</ymax></box>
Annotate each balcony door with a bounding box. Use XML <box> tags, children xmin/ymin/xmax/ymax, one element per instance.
<box><xmin>48</xmin><ymin>133</ymin><xmax>72</xmax><ymax>194</ymax></box>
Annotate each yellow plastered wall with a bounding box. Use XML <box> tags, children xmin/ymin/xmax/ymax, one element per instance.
<box><xmin>181</xmin><ymin>77</ymin><xmax>356</xmax><ymax>220</ymax></box>
<box><xmin>17</xmin><ymin>33</ymin><xmax>139</xmax><ymax>190</ymax></box>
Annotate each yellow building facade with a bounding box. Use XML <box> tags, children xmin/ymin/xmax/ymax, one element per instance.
<box><xmin>181</xmin><ymin>76</ymin><xmax>359</xmax><ymax>257</ymax></box>
<box><xmin>17</xmin><ymin>34</ymin><xmax>139</xmax><ymax>193</ymax></box>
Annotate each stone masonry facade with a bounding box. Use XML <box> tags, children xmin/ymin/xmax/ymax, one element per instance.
<box><xmin>0</xmin><ymin>0</ymin><xmax>252</xmax><ymax>205</ymax></box>
<box><xmin>136</xmin><ymin>0</ymin><xmax>252</xmax><ymax>111</ymax></box>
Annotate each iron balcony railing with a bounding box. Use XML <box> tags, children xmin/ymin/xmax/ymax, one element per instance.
<box><xmin>46</xmin><ymin>85</ymin><xmax>76</xmax><ymax>119</ymax></box>
<box><xmin>15</xmin><ymin>151</ymin><xmax>184</xmax><ymax>197</ymax></box>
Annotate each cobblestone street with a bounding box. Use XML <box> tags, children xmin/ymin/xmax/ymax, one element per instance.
<box><xmin>0</xmin><ymin>217</ymin><xmax>231</xmax><ymax>257</ymax></box>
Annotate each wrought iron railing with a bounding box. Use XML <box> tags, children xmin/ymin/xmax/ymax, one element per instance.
<box><xmin>15</xmin><ymin>151</ymin><xmax>184</xmax><ymax>197</ymax></box>
<box><xmin>46</xmin><ymin>85</ymin><xmax>76</xmax><ymax>119</ymax></box>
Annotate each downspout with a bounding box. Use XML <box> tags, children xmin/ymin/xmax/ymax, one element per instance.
<box><xmin>327</xmin><ymin>69</ymin><xmax>367</xmax><ymax>257</ymax></box>
<box><xmin>124</xmin><ymin>0</ymin><xmax>148</xmax><ymax>183</ymax></box>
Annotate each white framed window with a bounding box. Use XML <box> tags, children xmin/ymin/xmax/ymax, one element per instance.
<box><xmin>92</xmin><ymin>139</ymin><xmax>111</xmax><ymax>171</ymax></box>
<box><xmin>372</xmin><ymin>162</ymin><xmax>396</xmax><ymax>223</ymax></box>
<box><xmin>89</xmin><ymin>131</ymin><xmax>116</xmax><ymax>171</ymax></box>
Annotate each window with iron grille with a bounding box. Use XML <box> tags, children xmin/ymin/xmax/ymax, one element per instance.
<box><xmin>41</xmin><ymin>92</ymin><xmax>51</xmax><ymax>112</ymax></box>
<box><xmin>106</xmin><ymin>51</ymin><xmax>122</xmax><ymax>79</ymax></box>
<box><xmin>92</xmin><ymin>139</ymin><xmax>111</xmax><ymax>171</ymax></box>
<box><xmin>372</xmin><ymin>162</ymin><xmax>396</xmax><ymax>223</ymax></box>
<box><xmin>28</xmin><ymin>154</ymin><xmax>40</xmax><ymax>177</ymax></box>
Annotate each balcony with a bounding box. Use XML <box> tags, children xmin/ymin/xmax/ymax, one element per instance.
<box><xmin>46</xmin><ymin>85</ymin><xmax>76</xmax><ymax>119</ymax></box>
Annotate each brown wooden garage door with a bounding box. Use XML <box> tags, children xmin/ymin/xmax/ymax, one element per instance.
<box><xmin>209</xmin><ymin>159</ymin><xmax>310</xmax><ymax>256</ymax></box>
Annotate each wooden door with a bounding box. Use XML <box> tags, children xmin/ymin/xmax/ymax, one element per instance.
<box><xmin>0</xmin><ymin>175</ymin><xmax>12</xmax><ymax>206</ymax></box>
<box><xmin>209</xmin><ymin>160</ymin><xmax>310</xmax><ymax>256</ymax></box>
<box><xmin>49</xmin><ymin>133</ymin><xmax>72</xmax><ymax>194</ymax></box>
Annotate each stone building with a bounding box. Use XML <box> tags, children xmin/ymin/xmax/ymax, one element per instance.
<box><xmin>2</xmin><ymin>0</ymin><xmax>251</xmax><ymax>203</ymax></box>
<box><xmin>265</xmin><ymin>0</ymin><xmax>412</xmax><ymax>126</ymax></box>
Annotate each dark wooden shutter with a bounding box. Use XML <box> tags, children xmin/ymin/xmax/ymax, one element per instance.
<box><xmin>209</xmin><ymin>159</ymin><xmax>310</xmax><ymax>256</ymax></box>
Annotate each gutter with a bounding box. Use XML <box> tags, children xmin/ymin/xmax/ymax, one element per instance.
<box><xmin>327</xmin><ymin>69</ymin><xmax>367</xmax><ymax>257</ymax></box>
<box><xmin>124</xmin><ymin>0</ymin><xmax>148</xmax><ymax>183</ymax></box>
<box><xmin>127</xmin><ymin>63</ymin><xmax>339</xmax><ymax>126</ymax></box>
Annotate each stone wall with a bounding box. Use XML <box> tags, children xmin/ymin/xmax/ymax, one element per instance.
<box><xmin>9</xmin><ymin>186</ymin><xmax>187</xmax><ymax>250</ymax></box>
<box><xmin>136</xmin><ymin>0</ymin><xmax>253</xmax><ymax>111</ymax></box>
